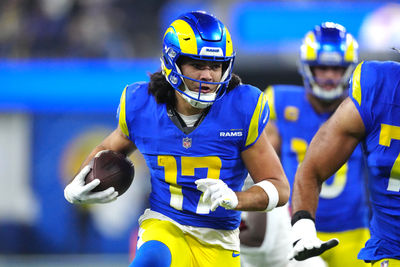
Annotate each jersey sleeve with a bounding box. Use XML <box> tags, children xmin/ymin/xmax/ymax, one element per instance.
<box><xmin>349</xmin><ymin>61</ymin><xmax>374</xmax><ymax>133</ymax></box>
<box><xmin>244</xmin><ymin>87</ymin><xmax>270</xmax><ymax>149</ymax></box>
<box><xmin>117</xmin><ymin>86</ymin><xmax>130</xmax><ymax>137</ymax></box>
<box><xmin>265</xmin><ymin>85</ymin><xmax>276</xmax><ymax>120</ymax></box>
<box><xmin>116</xmin><ymin>82</ymin><xmax>148</xmax><ymax>140</ymax></box>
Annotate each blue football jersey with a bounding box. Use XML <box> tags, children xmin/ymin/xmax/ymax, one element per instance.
<box><xmin>349</xmin><ymin>61</ymin><xmax>400</xmax><ymax>261</ymax></box>
<box><xmin>117</xmin><ymin>82</ymin><xmax>269</xmax><ymax>230</ymax></box>
<box><xmin>267</xmin><ymin>85</ymin><xmax>368</xmax><ymax>232</ymax></box>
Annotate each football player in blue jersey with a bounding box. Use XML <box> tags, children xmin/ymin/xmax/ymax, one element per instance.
<box><xmin>241</xmin><ymin>23</ymin><xmax>370</xmax><ymax>267</ymax></box>
<box><xmin>289</xmin><ymin>53</ymin><xmax>400</xmax><ymax>266</ymax></box>
<box><xmin>63</xmin><ymin>11</ymin><xmax>290</xmax><ymax>267</ymax></box>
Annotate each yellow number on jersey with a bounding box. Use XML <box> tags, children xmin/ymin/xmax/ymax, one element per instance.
<box><xmin>158</xmin><ymin>155</ymin><xmax>222</xmax><ymax>214</ymax></box>
<box><xmin>158</xmin><ymin>156</ymin><xmax>182</xmax><ymax>210</ymax></box>
<box><xmin>379</xmin><ymin>124</ymin><xmax>400</xmax><ymax>192</ymax></box>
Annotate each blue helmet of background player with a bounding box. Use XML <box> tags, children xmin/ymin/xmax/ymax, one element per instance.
<box><xmin>299</xmin><ymin>22</ymin><xmax>359</xmax><ymax>101</ymax></box>
<box><xmin>161</xmin><ymin>11</ymin><xmax>235</xmax><ymax>108</ymax></box>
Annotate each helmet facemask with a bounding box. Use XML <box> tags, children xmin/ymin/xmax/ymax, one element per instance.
<box><xmin>302</xmin><ymin>63</ymin><xmax>355</xmax><ymax>101</ymax></box>
<box><xmin>173</xmin><ymin>57</ymin><xmax>234</xmax><ymax>109</ymax></box>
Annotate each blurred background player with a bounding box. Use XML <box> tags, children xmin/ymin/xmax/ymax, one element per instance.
<box><xmin>64</xmin><ymin>11</ymin><xmax>290</xmax><ymax>267</ymax></box>
<box><xmin>290</xmin><ymin>57</ymin><xmax>400</xmax><ymax>265</ymax></box>
<box><xmin>241</xmin><ymin>22</ymin><xmax>370</xmax><ymax>267</ymax></box>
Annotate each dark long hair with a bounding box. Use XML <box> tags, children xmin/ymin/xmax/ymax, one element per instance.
<box><xmin>148</xmin><ymin>71</ymin><xmax>242</xmax><ymax>106</ymax></box>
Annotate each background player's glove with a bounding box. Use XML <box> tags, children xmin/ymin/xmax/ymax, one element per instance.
<box><xmin>289</xmin><ymin>218</ymin><xmax>339</xmax><ymax>261</ymax></box>
<box><xmin>195</xmin><ymin>178</ymin><xmax>238</xmax><ymax>211</ymax></box>
<box><xmin>64</xmin><ymin>165</ymin><xmax>118</xmax><ymax>204</ymax></box>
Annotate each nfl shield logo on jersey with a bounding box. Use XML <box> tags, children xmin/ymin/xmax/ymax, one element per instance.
<box><xmin>182</xmin><ymin>137</ymin><xmax>192</xmax><ymax>149</ymax></box>
<box><xmin>381</xmin><ymin>260</ymin><xmax>389</xmax><ymax>267</ymax></box>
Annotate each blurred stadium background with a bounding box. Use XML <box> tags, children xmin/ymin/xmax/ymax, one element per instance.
<box><xmin>1</xmin><ymin>0</ymin><xmax>400</xmax><ymax>266</ymax></box>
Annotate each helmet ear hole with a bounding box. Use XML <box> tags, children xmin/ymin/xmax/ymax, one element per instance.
<box><xmin>163</xmin><ymin>56</ymin><xmax>172</xmax><ymax>69</ymax></box>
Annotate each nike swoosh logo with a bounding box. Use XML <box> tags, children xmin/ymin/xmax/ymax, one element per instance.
<box><xmin>232</xmin><ymin>251</ymin><xmax>240</xmax><ymax>257</ymax></box>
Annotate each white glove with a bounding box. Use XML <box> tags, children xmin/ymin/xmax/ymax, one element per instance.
<box><xmin>195</xmin><ymin>178</ymin><xmax>238</xmax><ymax>211</ymax></box>
<box><xmin>64</xmin><ymin>165</ymin><xmax>118</xmax><ymax>204</ymax></box>
<box><xmin>289</xmin><ymin>218</ymin><xmax>339</xmax><ymax>261</ymax></box>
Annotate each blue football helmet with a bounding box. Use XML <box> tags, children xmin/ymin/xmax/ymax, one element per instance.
<box><xmin>161</xmin><ymin>11</ymin><xmax>235</xmax><ymax>108</ymax></box>
<box><xmin>299</xmin><ymin>22</ymin><xmax>359</xmax><ymax>101</ymax></box>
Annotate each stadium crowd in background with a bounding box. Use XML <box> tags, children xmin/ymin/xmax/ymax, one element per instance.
<box><xmin>0</xmin><ymin>0</ymin><xmax>166</xmax><ymax>58</ymax></box>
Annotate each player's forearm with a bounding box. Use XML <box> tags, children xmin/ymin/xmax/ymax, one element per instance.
<box><xmin>236</xmin><ymin>179</ymin><xmax>289</xmax><ymax>211</ymax></box>
<box><xmin>291</xmin><ymin>164</ymin><xmax>322</xmax><ymax>217</ymax></box>
<box><xmin>235</xmin><ymin>186</ymin><xmax>268</xmax><ymax>211</ymax></box>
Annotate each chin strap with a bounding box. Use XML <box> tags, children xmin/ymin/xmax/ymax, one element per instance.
<box><xmin>177</xmin><ymin>72</ymin><xmax>217</xmax><ymax>108</ymax></box>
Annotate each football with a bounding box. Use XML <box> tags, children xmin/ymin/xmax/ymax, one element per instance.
<box><xmin>85</xmin><ymin>150</ymin><xmax>134</xmax><ymax>196</ymax></box>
